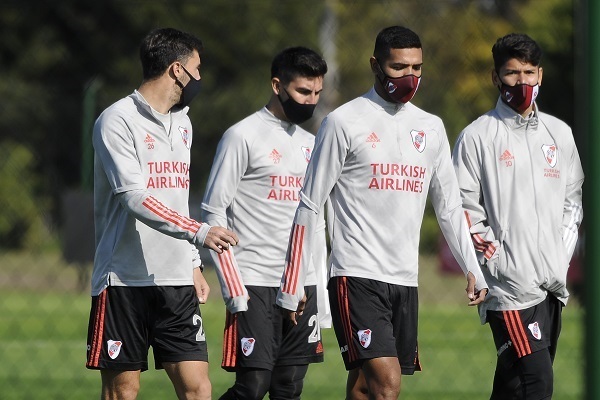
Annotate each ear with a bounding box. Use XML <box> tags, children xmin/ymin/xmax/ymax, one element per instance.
<box><xmin>170</xmin><ymin>61</ymin><xmax>184</xmax><ymax>81</ymax></box>
<box><xmin>538</xmin><ymin>66</ymin><xmax>543</xmax><ymax>87</ymax></box>
<box><xmin>370</xmin><ymin>56</ymin><xmax>379</xmax><ymax>75</ymax></box>
<box><xmin>491</xmin><ymin>68</ymin><xmax>501</xmax><ymax>89</ymax></box>
<box><xmin>271</xmin><ymin>77</ymin><xmax>281</xmax><ymax>95</ymax></box>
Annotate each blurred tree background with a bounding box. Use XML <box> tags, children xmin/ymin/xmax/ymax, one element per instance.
<box><xmin>0</xmin><ymin>0</ymin><xmax>586</xmax><ymax>399</ymax></box>
<box><xmin>0</xmin><ymin>0</ymin><xmax>579</xmax><ymax>252</ymax></box>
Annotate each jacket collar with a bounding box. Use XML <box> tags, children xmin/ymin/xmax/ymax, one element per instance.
<box><xmin>495</xmin><ymin>97</ymin><xmax>539</xmax><ymax>131</ymax></box>
<box><xmin>130</xmin><ymin>90</ymin><xmax>189</xmax><ymax>123</ymax></box>
<box><xmin>259</xmin><ymin>106</ymin><xmax>296</xmax><ymax>133</ymax></box>
<box><xmin>366</xmin><ymin>87</ymin><xmax>409</xmax><ymax>115</ymax></box>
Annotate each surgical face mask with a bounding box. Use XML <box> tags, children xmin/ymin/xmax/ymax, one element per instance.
<box><xmin>278</xmin><ymin>88</ymin><xmax>317</xmax><ymax>124</ymax></box>
<box><xmin>177</xmin><ymin>66</ymin><xmax>202</xmax><ymax>108</ymax></box>
<box><xmin>376</xmin><ymin>62</ymin><xmax>420</xmax><ymax>104</ymax></box>
<box><xmin>499</xmin><ymin>81</ymin><xmax>539</xmax><ymax>114</ymax></box>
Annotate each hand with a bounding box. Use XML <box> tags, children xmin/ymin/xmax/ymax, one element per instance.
<box><xmin>193</xmin><ymin>267</ymin><xmax>210</xmax><ymax>303</ymax></box>
<box><xmin>466</xmin><ymin>271</ymin><xmax>488</xmax><ymax>306</ymax></box>
<box><xmin>204</xmin><ymin>226</ymin><xmax>239</xmax><ymax>254</ymax></box>
<box><xmin>281</xmin><ymin>294</ymin><xmax>307</xmax><ymax>326</ymax></box>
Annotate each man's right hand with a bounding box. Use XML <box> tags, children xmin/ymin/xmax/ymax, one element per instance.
<box><xmin>280</xmin><ymin>294</ymin><xmax>307</xmax><ymax>326</ymax></box>
<box><xmin>204</xmin><ymin>226</ymin><xmax>239</xmax><ymax>253</ymax></box>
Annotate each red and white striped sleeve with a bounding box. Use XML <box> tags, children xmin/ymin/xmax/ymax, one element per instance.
<box><xmin>277</xmin><ymin>113</ymin><xmax>348</xmax><ymax>311</ymax></box>
<box><xmin>199</xmin><ymin>125</ymin><xmax>250</xmax><ymax>313</ymax></box>
<box><xmin>117</xmin><ymin>190</ymin><xmax>210</xmax><ymax>246</ymax></box>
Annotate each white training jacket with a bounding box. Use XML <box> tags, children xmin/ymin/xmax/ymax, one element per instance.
<box><xmin>201</xmin><ymin>107</ymin><xmax>329</xmax><ymax>325</ymax></box>
<box><xmin>92</xmin><ymin>91</ymin><xmax>210</xmax><ymax>296</ymax></box>
<box><xmin>453</xmin><ymin>98</ymin><xmax>584</xmax><ymax>323</ymax></box>
<box><xmin>276</xmin><ymin>88</ymin><xmax>488</xmax><ymax>311</ymax></box>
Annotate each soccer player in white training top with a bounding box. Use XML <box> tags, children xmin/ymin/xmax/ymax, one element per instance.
<box><xmin>277</xmin><ymin>26</ymin><xmax>489</xmax><ymax>400</ymax></box>
<box><xmin>201</xmin><ymin>47</ymin><xmax>329</xmax><ymax>400</ymax></box>
<box><xmin>86</xmin><ymin>28</ymin><xmax>238</xmax><ymax>400</ymax></box>
<box><xmin>453</xmin><ymin>33</ymin><xmax>583</xmax><ymax>399</ymax></box>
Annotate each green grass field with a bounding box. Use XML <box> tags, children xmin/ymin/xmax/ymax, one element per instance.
<box><xmin>0</xmin><ymin>252</ymin><xmax>584</xmax><ymax>399</ymax></box>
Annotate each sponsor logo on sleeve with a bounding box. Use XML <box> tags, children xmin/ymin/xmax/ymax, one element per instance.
<box><xmin>357</xmin><ymin>329</ymin><xmax>372</xmax><ymax>348</ymax></box>
<box><xmin>241</xmin><ymin>337</ymin><xmax>255</xmax><ymax>356</ymax></box>
<box><xmin>107</xmin><ymin>340</ymin><xmax>123</xmax><ymax>360</ymax></box>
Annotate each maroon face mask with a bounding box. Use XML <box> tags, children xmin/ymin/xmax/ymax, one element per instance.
<box><xmin>376</xmin><ymin>61</ymin><xmax>421</xmax><ymax>104</ymax></box>
<box><xmin>383</xmin><ymin>74</ymin><xmax>420</xmax><ymax>103</ymax></box>
<box><xmin>499</xmin><ymin>82</ymin><xmax>539</xmax><ymax>114</ymax></box>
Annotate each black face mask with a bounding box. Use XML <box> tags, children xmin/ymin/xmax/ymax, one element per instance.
<box><xmin>176</xmin><ymin>66</ymin><xmax>202</xmax><ymax>108</ymax></box>
<box><xmin>278</xmin><ymin>88</ymin><xmax>316</xmax><ymax>124</ymax></box>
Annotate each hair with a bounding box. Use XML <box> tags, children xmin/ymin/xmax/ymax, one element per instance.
<box><xmin>270</xmin><ymin>47</ymin><xmax>328</xmax><ymax>85</ymax></box>
<box><xmin>373</xmin><ymin>26</ymin><xmax>422</xmax><ymax>61</ymax></box>
<box><xmin>492</xmin><ymin>33</ymin><xmax>542</xmax><ymax>72</ymax></box>
<box><xmin>139</xmin><ymin>28</ymin><xmax>204</xmax><ymax>81</ymax></box>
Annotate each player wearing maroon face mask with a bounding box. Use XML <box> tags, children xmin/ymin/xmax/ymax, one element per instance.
<box><xmin>453</xmin><ymin>33</ymin><xmax>584</xmax><ymax>399</ymax></box>
<box><xmin>277</xmin><ymin>26</ymin><xmax>488</xmax><ymax>400</ymax></box>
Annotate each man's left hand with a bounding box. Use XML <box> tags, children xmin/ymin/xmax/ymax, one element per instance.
<box><xmin>193</xmin><ymin>267</ymin><xmax>210</xmax><ymax>303</ymax></box>
<box><xmin>466</xmin><ymin>271</ymin><xmax>488</xmax><ymax>306</ymax></box>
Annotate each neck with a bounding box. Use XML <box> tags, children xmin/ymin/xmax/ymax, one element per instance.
<box><xmin>266</xmin><ymin>94</ymin><xmax>289</xmax><ymax>122</ymax></box>
<box><xmin>138</xmin><ymin>78</ymin><xmax>177</xmax><ymax>114</ymax></box>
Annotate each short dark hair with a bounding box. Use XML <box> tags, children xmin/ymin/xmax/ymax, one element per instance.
<box><xmin>271</xmin><ymin>47</ymin><xmax>328</xmax><ymax>86</ymax></box>
<box><xmin>373</xmin><ymin>26</ymin><xmax>422</xmax><ymax>61</ymax></box>
<box><xmin>140</xmin><ymin>28</ymin><xmax>204</xmax><ymax>81</ymax></box>
<box><xmin>492</xmin><ymin>33</ymin><xmax>542</xmax><ymax>72</ymax></box>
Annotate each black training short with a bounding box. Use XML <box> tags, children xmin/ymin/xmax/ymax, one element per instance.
<box><xmin>328</xmin><ymin>276</ymin><xmax>421</xmax><ymax>374</ymax></box>
<box><xmin>86</xmin><ymin>285</ymin><xmax>208</xmax><ymax>371</ymax></box>
<box><xmin>487</xmin><ymin>293</ymin><xmax>562</xmax><ymax>368</ymax></box>
<box><xmin>221</xmin><ymin>285</ymin><xmax>323</xmax><ymax>371</ymax></box>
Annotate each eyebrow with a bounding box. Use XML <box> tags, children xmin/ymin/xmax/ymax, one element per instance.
<box><xmin>504</xmin><ymin>67</ymin><xmax>537</xmax><ymax>73</ymax></box>
<box><xmin>391</xmin><ymin>62</ymin><xmax>423</xmax><ymax>69</ymax></box>
<box><xmin>296</xmin><ymin>87</ymin><xmax>323</xmax><ymax>94</ymax></box>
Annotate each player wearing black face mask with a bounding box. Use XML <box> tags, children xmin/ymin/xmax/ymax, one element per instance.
<box><xmin>201</xmin><ymin>46</ymin><xmax>329</xmax><ymax>400</ymax></box>
<box><xmin>87</xmin><ymin>27</ymin><xmax>238</xmax><ymax>400</ymax></box>
<box><xmin>277</xmin><ymin>87</ymin><xmax>317</xmax><ymax>124</ymax></box>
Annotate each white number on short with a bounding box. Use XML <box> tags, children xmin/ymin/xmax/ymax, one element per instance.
<box><xmin>193</xmin><ymin>314</ymin><xmax>206</xmax><ymax>342</ymax></box>
<box><xmin>308</xmin><ymin>314</ymin><xmax>321</xmax><ymax>343</ymax></box>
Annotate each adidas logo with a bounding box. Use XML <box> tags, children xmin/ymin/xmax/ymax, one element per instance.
<box><xmin>269</xmin><ymin>149</ymin><xmax>282</xmax><ymax>164</ymax></box>
<box><xmin>499</xmin><ymin>150</ymin><xmax>513</xmax><ymax>161</ymax></box>
<box><xmin>144</xmin><ymin>133</ymin><xmax>155</xmax><ymax>143</ymax></box>
<box><xmin>366</xmin><ymin>132</ymin><xmax>380</xmax><ymax>143</ymax></box>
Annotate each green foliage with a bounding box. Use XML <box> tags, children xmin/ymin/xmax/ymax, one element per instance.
<box><xmin>0</xmin><ymin>141</ymin><xmax>51</xmax><ymax>250</ymax></box>
<box><xmin>0</xmin><ymin>0</ymin><xmax>577</xmax><ymax>252</ymax></box>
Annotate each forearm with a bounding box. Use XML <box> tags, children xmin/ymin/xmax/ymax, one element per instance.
<box><xmin>276</xmin><ymin>201</ymin><xmax>319</xmax><ymax>310</ymax></box>
<box><xmin>439</xmin><ymin>204</ymin><xmax>488</xmax><ymax>292</ymax></box>
<box><xmin>117</xmin><ymin>189</ymin><xmax>211</xmax><ymax>244</ymax></box>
